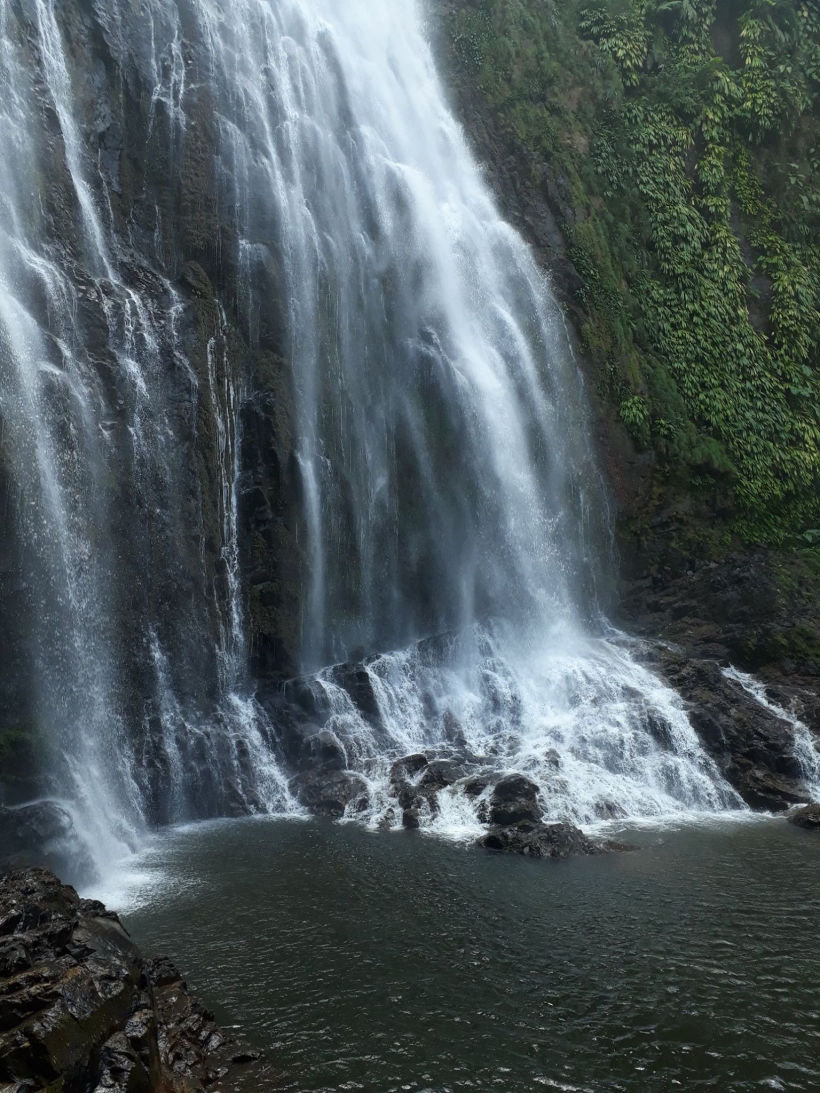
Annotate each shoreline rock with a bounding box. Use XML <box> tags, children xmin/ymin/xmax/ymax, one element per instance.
<box><xmin>0</xmin><ymin>868</ymin><xmax>275</xmax><ymax>1093</ymax></box>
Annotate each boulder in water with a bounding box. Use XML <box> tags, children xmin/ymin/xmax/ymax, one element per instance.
<box><xmin>290</xmin><ymin>769</ymin><xmax>368</xmax><ymax>816</ymax></box>
<box><xmin>389</xmin><ymin>753</ymin><xmax>429</xmax><ymax>784</ymax></box>
<box><xmin>0</xmin><ymin>801</ymin><xmax>75</xmax><ymax>870</ymax></box>
<box><xmin>463</xmin><ymin>773</ymin><xmax>496</xmax><ymax>799</ymax></box>
<box><xmin>488</xmin><ymin>774</ymin><xmax>541</xmax><ymax>825</ymax></box>
<box><xmin>789</xmin><ymin>803</ymin><xmax>820</xmax><ymax>830</ymax></box>
<box><xmin>478</xmin><ymin>820</ymin><xmax>596</xmax><ymax>859</ymax></box>
<box><xmin>420</xmin><ymin>759</ymin><xmax>471</xmax><ymax>789</ymax></box>
<box><xmin>397</xmin><ymin>783</ymin><xmax>440</xmax><ymax>828</ymax></box>
<box><xmin>389</xmin><ymin>754</ymin><xmax>447</xmax><ymax>827</ymax></box>
<box><xmin>302</xmin><ymin>730</ymin><xmax>348</xmax><ymax>772</ymax></box>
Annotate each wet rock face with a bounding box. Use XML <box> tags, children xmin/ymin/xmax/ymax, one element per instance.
<box><xmin>789</xmin><ymin>804</ymin><xmax>820</xmax><ymax>830</ymax></box>
<box><xmin>478</xmin><ymin>821</ymin><xmax>598</xmax><ymax>859</ymax></box>
<box><xmin>290</xmin><ymin>769</ymin><xmax>369</xmax><ymax>817</ymax></box>
<box><xmin>0</xmin><ymin>0</ymin><xmax>305</xmax><ymax>815</ymax></box>
<box><xmin>388</xmin><ymin>755</ymin><xmax>438</xmax><ymax>830</ymax></box>
<box><xmin>267</xmin><ymin>625</ymin><xmax>819</xmax><ymax>834</ymax></box>
<box><xmin>0</xmin><ymin>868</ymin><xmax>156</xmax><ymax>1092</ymax></box>
<box><xmin>646</xmin><ymin>646</ymin><xmax>816</xmax><ymax>811</ymax></box>
<box><xmin>488</xmin><ymin>775</ymin><xmax>541</xmax><ymax>826</ymax></box>
<box><xmin>0</xmin><ymin>803</ymin><xmax>76</xmax><ymax>871</ymax></box>
<box><xmin>620</xmin><ymin>552</ymin><xmax>820</xmax><ymax>686</ymax></box>
<box><xmin>0</xmin><ymin>868</ymin><xmax>274</xmax><ymax>1092</ymax></box>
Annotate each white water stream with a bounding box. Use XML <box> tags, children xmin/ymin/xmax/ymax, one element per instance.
<box><xmin>723</xmin><ymin>667</ymin><xmax>820</xmax><ymax>799</ymax></box>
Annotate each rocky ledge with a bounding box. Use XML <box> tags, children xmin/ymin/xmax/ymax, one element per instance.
<box><xmin>480</xmin><ymin>820</ymin><xmax>598</xmax><ymax>859</ymax></box>
<box><xmin>0</xmin><ymin>868</ymin><xmax>273</xmax><ymax>1093</ymax></box>
<box><xmin>263</xmin><ymin>635</ymin><xmax>820</xmax><ymax>850</ymax></box>
<box><xmin>638</xmin><ymin>643</ymin><xmax>819</xmax><ymax>811</ymax></box>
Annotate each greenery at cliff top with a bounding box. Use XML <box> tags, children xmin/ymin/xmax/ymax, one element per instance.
<box><xmin>445</xmin><ymin>0</ymin><xmax>820</xmax><ymax>547</ymax></box>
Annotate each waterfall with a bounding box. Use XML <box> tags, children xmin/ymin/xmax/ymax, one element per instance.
<box><xmin>195</xmin><ymin>0</ymin><xmax>740</xmax><ymax>826</ymax></box>
<box><xmin>0</xmin><ymin>0</ymin><xmax>742</xmax><ymax>881</ymax></box>
<box><xmin>0</xmin><ymin>0</ymin><xmax>298</xmax><ymax>881</ymax></box>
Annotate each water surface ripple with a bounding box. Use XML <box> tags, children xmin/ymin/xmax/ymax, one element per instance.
<box><xmin>122</xmin><ymin>818</ymin><xmax>820</xmax><ymax>1092</ymax></box>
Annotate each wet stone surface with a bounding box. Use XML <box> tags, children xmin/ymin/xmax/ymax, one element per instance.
<box><xmin>0</xmin><ymin>868</ymin><xmax>277</xmax><ymax>1092</ymax></box>
<box><xmin>789</xmin><ymin>803</ymin><xmax>820</xmax><ymax>830</ymax></box>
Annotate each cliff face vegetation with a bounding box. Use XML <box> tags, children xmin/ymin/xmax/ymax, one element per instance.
<box><xmin>440</xmin><ymin>0</ymin><xmax>820</xmax><ymax>558</ymax></box>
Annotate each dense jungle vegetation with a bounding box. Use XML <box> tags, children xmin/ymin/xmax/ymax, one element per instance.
<box><xmin>444</xmin><ymin>0</ymin><xmax>820</xmax><ymax>550</ymax></box>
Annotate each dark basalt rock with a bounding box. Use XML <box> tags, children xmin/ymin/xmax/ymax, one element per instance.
<box><xmin>463</xmin><ymin>774</ymin><xmax>496</xmax><ymax>799</ymax></box>
<box><xmin>301</xmin><ymin>729</ymin><xmax>348</xmax><ymax>773</ymax></box>
<box><xmin>388</xmin><ymin>755</ymin><xmax>443</xmax><ymax>829</ymax></box>
<box><xmin>290</xmin><ymin>769</ymin><xmax>368</xmax><ymax>816</ymax></box>
<box><xmin>0</xmin><ymin>868</ymin><xmax>274</xmax><ymax>1092</ymax></box>
<box><xmin>789</xmin><ymin>804</ymin><xmax>820</xmax><ymax>830</ymax></box>
<box><xmin>326</xmin><ymin>663</ymin><xmax>382</xmax><ymax>727</ymax></box>
<box><xmin>488</xmin><ymin>774</ymin><xmax>541</xmax><ymax>825</ymax></box>
<box><xmin>643</xmin><ymin>645</ymin><xmax>816</xmax><ymax>811</ymax></box>
<box><xmin>420</xmin><ymin>759</ymin><xmax>471</xmax><ymax>789</ymax></box>
<box><xmin>0</xmin><ymin>802</ymin><xmax>95</xmax><ymax>883</ymax></box>
<box><xmin>478</xmin><ymin>820</ymin><xmax>599</xmax><ymax>859</ymax></box>
<box><xmin>397</xmin><ymin>785</ymin><xmax>440</xmax><ymax>829</ymax></box>
<box><xmin>262</xmin><ymin>663</ymin><xmax>387</xmax><ymax>781</ymax></box>
<box><xmin>389</xmin><ymin>753</ymin><xmax>429</xmax><ymax>784</ymax></box>
<box><xmin>0</xmin><ymin>802</ymin><xmax>75</xmax><ymax>865</ymax></box>
<box><xmin>441</xmin><ymin>709</ymin><xmax>468</xmax><ymax>749</ymax></box>
<box><xmin>620</xmin><ymin>552</ymin><xmax>820</xmax><ymax>686</ymax></box>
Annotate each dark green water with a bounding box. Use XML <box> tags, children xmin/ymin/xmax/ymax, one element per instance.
<box><xmin>120</xmin><ymin>818</ymin><xmax>820</xmax><ymax>1092</ymax></box>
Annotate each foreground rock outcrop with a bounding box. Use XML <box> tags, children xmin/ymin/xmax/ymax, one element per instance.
<box><xmin>0</xmin><ymin>869</ymin><xmax>273</xmax><ymax>1092</ymax></box>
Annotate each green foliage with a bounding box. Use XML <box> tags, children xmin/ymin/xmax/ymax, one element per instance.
<box><xmin>579</xmin><ymin>6</ymin><xmax>650</xmax><ymax>85</ymax></box>
<box><xmin>620</xmin><ymin>393</ymin><xmax>651</xmax><ymax>444</ymax></box>
<box><xmin>443</xmin><ymin>0</ymin><xmax>820</xmax><ymax>544</ymax></box>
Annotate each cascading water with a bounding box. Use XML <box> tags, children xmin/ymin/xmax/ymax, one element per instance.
<box><xmin>723</xmin><ymin>667</ymin><xmax>820</xmax><ymax>799</ymax></box>
<box><xmin>0</xmin><ymin>0</ymin><xmax>746</xmax><ymax>882</ymax></box>
<box><xmin>0</xmin><ymin>0</ymin><xmax>297</xmax><ymax>881</ymax></box>
<box><xmin>206</xmin><ymin>0</ymin><xmax>741</xmax><ymax>827</ymax></box>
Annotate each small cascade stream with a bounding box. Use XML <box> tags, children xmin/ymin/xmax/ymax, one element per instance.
<box><xmin>723</xmin><ymin>667</ymin><xmax>820</xmax><ymax>799</ymax></box>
